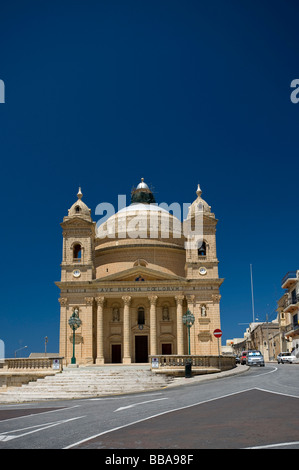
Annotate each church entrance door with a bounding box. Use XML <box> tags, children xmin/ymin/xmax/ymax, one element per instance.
<box><xmin>162</xmin><ymin>343</ymin><xmax>172</xmax><ymax>355</ymax></box>
<box><xmin>111</xmin><ymin>344</ymin><xmax>121</xmax><ymax>363</ymax></box>
<box><xmin>135</xmin><ymin>336</ymin><xmax>148</xmax><ymax>363</ymax></box>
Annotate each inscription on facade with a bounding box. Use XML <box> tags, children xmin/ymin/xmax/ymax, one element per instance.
<box><xmin>64</xmin><ymin>285</ymin><xmax>216</xmax><ymax>293</ymax></box>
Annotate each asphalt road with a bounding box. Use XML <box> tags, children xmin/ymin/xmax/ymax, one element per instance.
<box><xmin>0</xmin><ymin>364</ymin><xmax>298</xmax><ymax>451</ymax></box>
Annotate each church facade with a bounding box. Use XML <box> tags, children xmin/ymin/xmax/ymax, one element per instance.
<box><xmin>56</xmin><ymin>180</ymin><xmax>224</xmax><ymax>365</ymax></box>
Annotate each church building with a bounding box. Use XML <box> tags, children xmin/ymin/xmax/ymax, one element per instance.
<box><xmin>56</xmin><ymin>179</ymin><xmax>223</xmax><ymax>365</ymax></box>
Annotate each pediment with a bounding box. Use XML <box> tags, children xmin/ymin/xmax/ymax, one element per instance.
<box><xmin>61</xmin><ymin>217</ymin><xmax>94</xmax><ymax>227</ymax></box>
<box><xmin>96</xmin><ymin>266</ymin><xmax>185</xmax><ymax>282</ymax></box>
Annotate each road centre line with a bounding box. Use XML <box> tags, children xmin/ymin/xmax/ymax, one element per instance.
<box><xmin>114</xmin><ymin>398</ymin><xmax>168</xmax><ymax>412</ymax></box>
<box><xmin>64</xmin><ymin>387</ymin><xmax>256</xmax><ymax>449</ymax></box>
<box><xmin>90</xmin><ymin>392</ymin><xmax>164</xmax><ymax>401</ymax></box>
<box><xmin>249</xmin><ymin>366</ymin><xmax>278</xmax><ymax>378</ymax></box>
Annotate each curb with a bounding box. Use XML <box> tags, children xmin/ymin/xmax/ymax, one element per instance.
<box><xmin>165</xmin><ymin>364</ymin><xmax>250</xmax><ymax>389</ymax></box>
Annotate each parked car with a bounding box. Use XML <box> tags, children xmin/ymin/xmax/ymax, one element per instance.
<box><xmin>240</xmin><ymin>351</ymin><xmax>248</xmax><ymax>365</ymax></box>
<box><xmin>277</xmin><ymin>352</ymin><xmax>296</xmax><ymax>364</ymax></box>
<box><xmin>235</xmin><ymin>355</ymin><xmax>240</xmax><ymax>364</ymax></box>
<box><xmin>246</xmin><ymin>350</ymin><xmax>265</xmax><ymax>367</ymax></box>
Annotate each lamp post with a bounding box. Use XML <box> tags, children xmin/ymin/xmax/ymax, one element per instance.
<box><xmin>182</xmin><ymin>309</ymin><xmax>195</xmax><ymax>355</ymax></box>
<box><xmin>14</xmin><ymin>345</ymin><xmax>28</xmax><ymax>358</ymax></box>
<box><xmin>68</xmin><ymin>308</ymin><xmax>82</xmax><ymax>365</ymax></box>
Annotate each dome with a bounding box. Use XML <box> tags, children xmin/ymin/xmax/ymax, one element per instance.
<box><xmin>97</xmin><ymin>180</ymin><xmax>183</xmax><ymax>243</ymax></box>
<box><xmin>67</xmin><ymin>188</ymin><xmax>92</xmax><ymax>220</ymax></box>
<box><xmin>97</xmin><ymin>202</ymin><xmax>182</xmax><ymax>242</ymax></box>
<box><xmin>95</xmin><ymin>179</ymin><xmax>187</xmax><ymax>279</ymax></box>
<box><xmin>136</xmin><ymin>178</ymin><xmax>149</xmax><ymax>189</ymax></box>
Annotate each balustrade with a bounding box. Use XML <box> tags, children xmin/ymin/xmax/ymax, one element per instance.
<box><xmin>149</xmin><ymin>355</ymin><xmax>235</xmax><ymax>373</ymax></box>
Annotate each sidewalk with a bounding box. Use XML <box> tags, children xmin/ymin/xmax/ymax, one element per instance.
<box><xmin>165</xmin><ymin>364</ymin><xmax>250</xmax><ymax>389</ymax></box>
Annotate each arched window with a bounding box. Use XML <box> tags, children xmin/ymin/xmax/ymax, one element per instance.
<box><xmin>138</xmin><ymin>307</ymin><xmax>145</xmax><ymax>325</ymax></box>
<box><xmin>75</xmin><ymin>205</ymin><xmax>81</xmax><ymax>213</ymax></box>
<box><xmin>73</xmin><ymin>244</ymin><xmax>82</xmax><ymax>261</ymax></box>
<box><xmin>198</xmin><ymin>241</ymin><xmax>206</xmax><ymax>256</ymax></box>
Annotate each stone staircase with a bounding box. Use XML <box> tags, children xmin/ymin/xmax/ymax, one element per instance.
<box><xmin>0</xmin><ymin>366</ymin><xmax>173</xmax><ymax>403</ymax></box>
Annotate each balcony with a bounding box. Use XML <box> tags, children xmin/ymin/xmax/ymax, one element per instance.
<box><xmin>284</xmin><ymin>321</ymin><xmax>299</xmax><ymax>339</ymax></box>
<box><xmin>281</xmin><ymin>271</ymin><xmax>298</xmax><ymax>289</ymax></box>
<box><xmin>285</xmin><ymin>294</ymin><xmax>299</xmax><ymax>313</ymax></box>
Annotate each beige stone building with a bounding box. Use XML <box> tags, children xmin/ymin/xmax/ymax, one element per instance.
<box><xmin>56</xmin><ymin>180</ymin><xmax>224</xmax><ymax>365</ymax></box>
<box><xmin>277</xmin><ymin>271</ymin><xmax>299</xmax><ymax>354</ymax></box>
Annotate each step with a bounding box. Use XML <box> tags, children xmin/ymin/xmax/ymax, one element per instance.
<box><xmin>0</xmin><ymin>368</ymin><xmax>172</xmax><ymax>403</ymax></box>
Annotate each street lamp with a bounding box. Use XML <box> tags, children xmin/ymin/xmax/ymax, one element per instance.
<box><xmin>14</xmin><ymin>345</ymin><xmax>28</xmax><ymax>358</ymax></box>
<box><xmin>68</xmin><ymin>308</ymin><xmax>82</xmax><ymax>365</ymax></box>
<box><xmin>182</xmin><ymin>309</ymin><xmax>195</xmax><ymax>355</ymax></box>
<box><xmin>44</xmin><ymin>336</ymin><xmax>48</xmax><ymax>356</ymax></box>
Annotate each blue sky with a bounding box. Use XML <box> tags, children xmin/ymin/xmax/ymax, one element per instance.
<box><xmin>1</xmin><ymin>0</ymin><xmax>299</xmax><ymax>357</ymax></box>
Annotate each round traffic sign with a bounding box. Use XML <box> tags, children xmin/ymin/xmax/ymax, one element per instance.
<box><xmin>213</xmin><ymin>328</ymin><xmax>222</xmax><ymax>338</ymax></box>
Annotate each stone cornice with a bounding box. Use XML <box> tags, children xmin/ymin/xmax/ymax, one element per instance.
<box><xmin>55</xmin><ymin>277</ymin><xmax>224</xmax><ymax>289</ymax></box>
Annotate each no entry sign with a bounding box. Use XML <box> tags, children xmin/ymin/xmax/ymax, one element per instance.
<box><xmin>213</xmin><ymin>328</ymin><xmax>222</xmax><ymax>338</ymax></box>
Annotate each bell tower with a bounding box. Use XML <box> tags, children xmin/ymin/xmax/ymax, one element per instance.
<box><xmin>184</xmin><ymin>184</ymin><xmax>219</xmax><ymax>281</ymax></box>
<box><xmin>60</xmin><ymin>188</ymin><xmax>96</xmax><ymax>283</ymax></box>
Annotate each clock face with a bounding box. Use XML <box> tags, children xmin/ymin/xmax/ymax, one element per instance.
<box><xmin>199</xmin><ymin>267</ymin><xmax>207</xmax><ymax>275</ymax></box>
<box><xmin>73</xmin><ymin>270</ymin><xmax>81</xmax><ymax>278</ymax></box>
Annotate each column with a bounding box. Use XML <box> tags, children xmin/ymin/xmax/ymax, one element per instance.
<box><xmin>58</xmin><ymin>297</ymin><xmax>68</xmax><ymax>362</ymax></box>
<box><xmin>95</xmin><ymin>296</ymin><xmax>105</xmax><ymax>364</ymax></box>
<box><xmin>175</xmin><ymin>295</ymin><xmax>184</xmax><ymax>355</ymax></box>
<box><xmin>122</xmin><ymin>296</ymin><xmax>132</xmax><ymax>364</ymax></box>
<box><xmin>84</xmin><ymin>297</ymin><xmax>94</xmax><ymax>364</ymax></box>
<box><xmin>148</xmin><ymin>295</ymin><xmax>158</xmax><ymax>356</ymax></box>
<box><xmin>186</xmin><ymin>295</ymin><xmax>195</xmax><ymax>354</ymax></box>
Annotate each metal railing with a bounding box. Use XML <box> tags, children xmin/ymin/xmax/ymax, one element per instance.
<box><xmin>281</xmin><ymin>271</ymin><xmax>297</xmax><ymax>287</ymax></box>
<box><xmin>288</xmin><ymin>294</ymin><xmax>299</xmax><ymax>306</ymax></box>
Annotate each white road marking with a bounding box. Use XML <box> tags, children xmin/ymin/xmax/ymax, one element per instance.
<box><xmin>90</xmin><ymin>392</ymin><xmax>164</xmax><ymax>401</ymax></box>
<box><xmin>64</xmin><ymin>387</ymin><xmax>256</xmax><ymax>449</ymax></box>
<box><xmin>114</xmin><ymin>398</ymin><xmax>168</xmax><ymax>412</ymax></box>
<box><xmin>0</xmin><ymin>416</ymin><xmax>84</xmax><ymax>442</ymax></box>
<box><xmin>244</xmin><ymin>440</ymin><xmax>299</xmax><ymax>449</ymax></box>
<box><xmin>255</xmin><ymin>387</ymin><xmax>299</xmax><ymax>399</ymax></box>
<box><xmin>250</xmin><ymin>366</ymin><xmax>278</xmax><ymax>377</ymax></box>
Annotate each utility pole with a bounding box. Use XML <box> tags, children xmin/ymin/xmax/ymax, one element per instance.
<box><xmin>250</xmin><ymin>264</ymin><xmax>255</xmax><ymax>323</ymax></box>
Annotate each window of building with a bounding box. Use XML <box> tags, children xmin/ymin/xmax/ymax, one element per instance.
<box><xmin>198</xmin><ymin>241</ymin><xmax>206</xmax><ymax>256</ymax></box>
<box><xmin>73</xmin><ymin>244</ymin><xmax>82</xmax><ymax>261</ymax></box>
<box><xmin>138</xmin><ymin>307</ymin><xmax>145</xmax><ymax>325</ymax></box>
